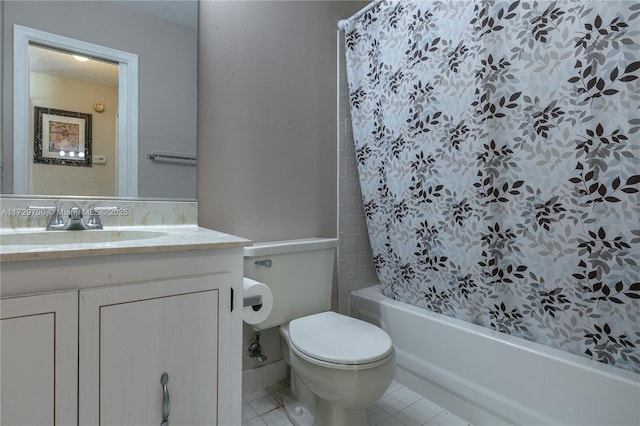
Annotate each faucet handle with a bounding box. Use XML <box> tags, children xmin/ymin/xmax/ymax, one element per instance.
<box><xmin>84</xmin><ymin>208</ymin><xmax>103</xmax><ymax>230</ymax></box>
<box><xmin>85</xmin><ymin>206</ymin><xmax>119</xmax><ymax>230</ymax></box>
<box><xmin>27</xmin><ymin>206</ymin><xmax>65</xmax><ymax>230</ymax></box>
<box><xmin>48</xmin><ymin>209</ymin><xmax>66</xmax><ymax>230</ymax></box>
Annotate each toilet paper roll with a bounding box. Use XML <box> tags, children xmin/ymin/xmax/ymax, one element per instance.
<box><xmin>242</xmin><ymin>277</ymin><xmax>273</xmax><ymax>325</ymax></box>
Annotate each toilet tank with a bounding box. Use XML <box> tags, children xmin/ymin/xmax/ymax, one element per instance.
<box><xmin>244</xmin><ymin>238</ymin><xmax>338</xmax><ymax>330</ymax></box>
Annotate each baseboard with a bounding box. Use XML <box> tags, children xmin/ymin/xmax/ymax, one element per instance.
<box><xmin>242</xmin><ymin>360</ymin><xmax>288</xmax><ymax>396</ymax></box>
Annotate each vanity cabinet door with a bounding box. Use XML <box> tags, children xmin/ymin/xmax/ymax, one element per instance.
<box><xmin>0</xmin><ymin>291</ymin><xmax>78</xmax><ymax>426</ymax></box>
<box><xmin>78</xmin><ymin>273</ymin><xmax>228</xmax><ymax>426</ymax></box>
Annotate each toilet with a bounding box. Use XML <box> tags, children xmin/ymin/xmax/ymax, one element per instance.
<box><xmin>244</xmin><ymin>238</ymin><xmax>395</xmax><ymax>426</ymax></box>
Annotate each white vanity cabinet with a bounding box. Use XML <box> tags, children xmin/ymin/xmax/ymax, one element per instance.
<box><xmin>1</xmin><ymin>240</ymin><xmax>247</xmax><ymax>426</ymax></box>
<box><xmin>0</xmin><ymin>291</ymin><xmax>78</xmax><ymax>426</ymax></box>
<box><xmin>79</xmin><ymin>273</ymin><xmax>228</xmax><ymax>425</ymax></box>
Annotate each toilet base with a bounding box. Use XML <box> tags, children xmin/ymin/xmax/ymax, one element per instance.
<box><xmin>314</xmin><ymin>398</ymin><xmax>368</xmax><ymax>426</ymax></box>
<box><xmin>282</xmin><ymin>370</ymin><xmax>369</xmax><ymax>426</ymax></box>
<box><xmin>283</xmin><ymin>388</ymin><xmax>369</xmax><ymax>426</ymax></box>
<box><xmin>282</xmin><ymin>371</ymin><xmax>316</xmax><ymax>426</ymax></box>
<box><xmin>283</xmin><ymin>391</ymin><xmax>315</xmax><ymax>426</ymax></box>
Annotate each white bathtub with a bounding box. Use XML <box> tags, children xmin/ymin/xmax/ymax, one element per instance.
<box><xmin>350</xmin><ymin>285</ymin><xmax>640</xmax><ymax>426</ymax></box>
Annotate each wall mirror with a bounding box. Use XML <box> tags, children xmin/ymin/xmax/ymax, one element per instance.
<box><xmin>1</xmin><ymin>0</ymin><xmax>198</xmax><ymax>200</ymax></box>
<box><xmin>14</xmin><ymin>25</ymin><xmax>138</xmax><ymax>197</ymax></box>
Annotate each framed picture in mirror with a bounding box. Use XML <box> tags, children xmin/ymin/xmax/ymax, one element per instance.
<box><xmin>34</xmin><ymin>106</ymin><xmax>92</xmax><ymax>166</ymax></box>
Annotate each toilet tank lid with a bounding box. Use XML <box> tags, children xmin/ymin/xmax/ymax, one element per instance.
<box><xmin>243</xmin><ymin>238</ymin><xmax>338</xmax><ymax>257</ymax></box>
<box><xmin>289</xmin><ymin>311</ymin><xmax>393</xmax><ymax>365</ymax></box>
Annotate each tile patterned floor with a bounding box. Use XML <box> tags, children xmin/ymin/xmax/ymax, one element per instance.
<box><xmin>242</xmin><ymin>380</ymin><xmax>473</xmax><ymax>426</ymax></box>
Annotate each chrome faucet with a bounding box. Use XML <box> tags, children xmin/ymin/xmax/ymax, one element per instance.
<box><xmin>64</xmin><ymin>206</ymin><xmax>120</xmax><ymax>230</ymax></box>
<box><xmin>31</xmin><ymin>206</ymin><xmax>118</xmax><ymax>231</ymax></box>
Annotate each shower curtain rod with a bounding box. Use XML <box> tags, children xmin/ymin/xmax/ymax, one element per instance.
<box><xmin>337</xmin><ymin>0</ymin><xmax>385</xmax><ymax>31</ymax></box>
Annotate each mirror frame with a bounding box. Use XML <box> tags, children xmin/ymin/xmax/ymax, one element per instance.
<box><xmin>13</xmin><ymin>24</ymin><xmax>139</xmax><ymax>197</ymax></box>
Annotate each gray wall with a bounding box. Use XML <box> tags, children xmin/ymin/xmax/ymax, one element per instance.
<box><xmin>198</xmin><ymin>0</ymin><xmax>363</xmax><ymax>242</ymax></box>
<box><xmin>197</xmin><ymin>0</ymin><xmax>367</xmax><ymax>371</ymax></box>
<box><xmin>1</xmin><ymin>0</ymin><xmax>197</xmax><ymax>199</ymax></box>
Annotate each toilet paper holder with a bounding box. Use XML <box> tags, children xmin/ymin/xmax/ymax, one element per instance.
<box><xmin>243</xmin><ymin>295</ymin><xmax>263</xmax><ymax>309</ymax></box>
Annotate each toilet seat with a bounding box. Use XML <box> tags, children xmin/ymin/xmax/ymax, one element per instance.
<box><xmin>288</xmin><ymin>311</ymin><xmax>394</xmax><ymax>368</ymax></box>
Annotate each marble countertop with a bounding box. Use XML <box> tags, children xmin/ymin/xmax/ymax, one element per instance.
<box><xmin>0</xmin><ymin>197</ymin><xmax>252</xmax><ymax>262</ymax></box>
<box><xmin>0</xmin><ymin>225</ymin><xmax>252</xmax><ymax>262</ymax></box>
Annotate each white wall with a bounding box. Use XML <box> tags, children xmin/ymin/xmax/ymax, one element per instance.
<box><xmin>197</xmin><ymin>0</ymin><xmax>367</xmax><ymax>371</ymax></box>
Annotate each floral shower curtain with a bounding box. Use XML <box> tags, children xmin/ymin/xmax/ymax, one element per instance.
<box><xmin>344</xmin><ymin>0</ymin><xmax>640</xmax><ymax>373</ymax></box>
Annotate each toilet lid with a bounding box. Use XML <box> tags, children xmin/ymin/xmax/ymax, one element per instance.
<box><xmin>289</xmin><ymin>311</ymin><xmax>393</xmax><ymax>365</ymax></box>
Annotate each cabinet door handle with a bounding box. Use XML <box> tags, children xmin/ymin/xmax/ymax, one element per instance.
<box><xmin>161</xmin><ymin>372</ymin><xmax>170</xmax><ymax>426</ymax></box>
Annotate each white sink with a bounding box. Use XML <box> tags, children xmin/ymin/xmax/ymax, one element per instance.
<box><xmin>0</xmin><ymin>230</ymin><xmax>169</xmax><ymax>246</ymax></box>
